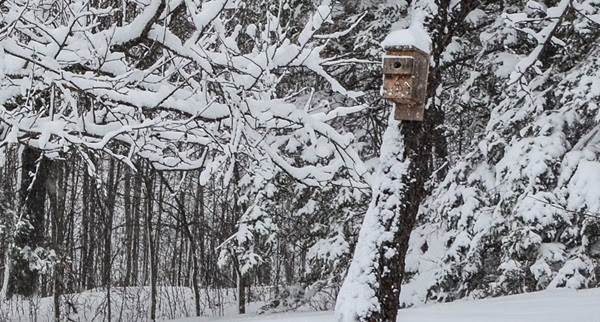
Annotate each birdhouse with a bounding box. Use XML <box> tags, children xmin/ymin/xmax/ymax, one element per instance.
<box><xmin>382</xmin><ymin>45</ymin><xmax>430</xmax><ymax>121</ymax></box>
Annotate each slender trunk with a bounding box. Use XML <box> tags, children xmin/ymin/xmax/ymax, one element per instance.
<box><xmin>236</xmin><ymin>271</ymin><xmax>246</xmax><ymax>314</ymax></box>
<box><xmin>170</xmin><ymin>228</ymin><xmax>179</xmax><ymax>284</ymax></box>
<box><xmin>191</xmin><ymin>252</ymin><xmax>201</xmax><ymax>316</ymax></box>
<box><xmin>0</xmin><ymin>251</ymin><xmax>11</xmax><ymax>300</ymax></box>
<box><xmin>131</xmin><ymin>168</ymin><xmax>142</xmax><ymax>285</ymax></box>
<box><xmin>153</xmin><ymin>177</ymin><xmax>163</xmax><ymax>312</ymax></box>
<box><xmin>48</xmin><ymin>161</ymin><xmax>63</xmax><ymax>321</ymax></box>
<box><xmin>144</xmin><ymin>165</ymin><xmax>157</xmax><ymax>321</ymax></box>
<box><xmin>232</xmin><ymin>162</ymin><xmax>246</xmax><ymax>314</ymax></box>
<box><xmin>159</xmin><ymin>171</ymin><xmax>204</xmax><ymax>316</ymax></box>
<box><xmin>192</xmin><ymin>183</ymin><xmax>204</xmax><ymax>316</ymax></box>
<box><xmin>53</xmin><ymin>269</ymin><xmax>60</xmax><ymax>322</ymax></box>
<box><xmin>66</xmin><ymin>158</ymin><xmax>79</xmax><ymax>294</ymax></box>
<box><xmin>124</xmin><ymin>169</ymin><xmax>132</xmax><ymax>286</ymax></box>
<box><xmin>87</xmin><ymin>181</ymin><xmax>97</xmax><ymax>290</ymax></box>
<box><xmin>80</xmin><ymin>171</ymin><xmax>90</xmax><ymax>290</ymax></box>
<box><xmin>101</xmin><ymin>158</ymin><xmax>120</xmax><ymax>321</ymax></box>
<box><xmin>176</xmin><ymin>236</ymin><xmax>184</xmax><ymax>286</ymax></box>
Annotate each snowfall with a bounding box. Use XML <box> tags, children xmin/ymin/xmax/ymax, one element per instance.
<box><xmin>172</xmin><ymin>288</ymin><xmax>600</xmax><ymax>322</ymax></box>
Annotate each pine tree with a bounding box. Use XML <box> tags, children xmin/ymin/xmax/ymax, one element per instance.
<box><xmin>403</xmin><ymin>0</ymin><xmax>600</xmax><ymax>306</ymax></box>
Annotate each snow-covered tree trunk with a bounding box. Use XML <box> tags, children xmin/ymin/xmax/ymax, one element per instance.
<box><xmin>335</xmin><ymin>4</ymin><xmax>455</xmax><ymax>320</ymax></box>
<box><xmin>335</xmin><ymin>113</ymin><xmax>433</xmax><ymax>321</ymax></box>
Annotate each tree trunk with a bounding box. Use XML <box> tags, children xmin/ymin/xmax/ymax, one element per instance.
<box><xmin>48</xmin><ymin>161</ymin><xmax>65</xmax><ymax>321</ymax></box>
<box><xmin>101</xmin><ymin>158</ymin><xmax>120</xmax><ymax>321</ymax></box>
<box><xmin>334</xmin><ymin>118</ymin><xmax>418</xmax><ymax>322</ymax></box>
<box><xmin>9</xmin><ymin>147</ymin><xmax>51</xmax><ymax>297</ymax></box>
<box><xmin>232</xmin><ymin>162</ymin><xmax>247</xmax><ymax>314</ymax></box>
<box><xmin>66</xmin><ymin>158</ymin><xmax>80</xmax><ymax>294</ymax></box>
<box><xmin>335</xmin><ymin>2</ymin><xmax>458</xmax><ymax>319</ymax></box>
<box><xmin>191</xmin><ymin>181</ymin><xmax>204</xmax><ymax>316</ymax></box>
<box><xmin>335</xmin><ymin>96</ymin><xmax>445</xmax><ymax>322</ymax></box>
<box><xmin>1</xmin><ymin>148</ymin><xmax>18</xmax><ymax>300</ymax></box>
<box><xmin>131</xmin><ymin>167</ymin><xmax>142</xmax><ymax>285</ymax></box>
<box><xmin>237</xmin><ymin>272</ymin><xmax>246</xmax><ymax>314</ymax></box>
<box><xmin>124</xmin><ymin>169</ymin><xmax>133</xmax><ymax>286</ymax></box>
<box><xmin>159</xmin><ymin>171</ymin><xmax>204</xmax><ymax>316</ymax></box>
<box><xmin>143</xmin><ymin>164</ymin><xmax>158</xmax><ymax>321</ymax></box>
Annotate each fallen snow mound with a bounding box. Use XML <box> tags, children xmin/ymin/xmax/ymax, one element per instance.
<box><xmin>173</xmin><ymin>288</ymin><xmax>600</xmax><ymax>322</ymax></box>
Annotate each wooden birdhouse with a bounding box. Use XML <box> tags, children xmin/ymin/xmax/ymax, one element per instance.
<box><xmin>382</xmin><ymin>45</ymin><xmax>430</xmax><ymax>121</ymax></box>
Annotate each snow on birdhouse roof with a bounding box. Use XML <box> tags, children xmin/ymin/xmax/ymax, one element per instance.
<box><xmin>381</xmin><ymin>23</ymin><xmax>431</xmax><ymax>54</ymax></box>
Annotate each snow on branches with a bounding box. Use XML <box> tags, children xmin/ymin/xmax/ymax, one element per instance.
<box><xmin>402</xmin><ymin>0</ymin><xmax>600</xmax><ymax>306</ymax></box>
<box><xmin>0</xmin><ymin>0</ymin><xmax>367</xmax><ymax>189</ymax></box>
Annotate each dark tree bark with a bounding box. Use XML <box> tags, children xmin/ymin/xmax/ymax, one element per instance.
<box><xmin>98</xmin><ymin>158</ymin><xmax>120</xmax><ymax>321</ymax></box>
<box><xmin>48</xmin><ymin>160</ymin><xmax>65</xmax><ymax>321</ymax></box>
<box><xmin>80</xmin><ymin>170</ymin><xmax>95</xmax><ymax>290</ymax></box>
<box><xmin>131</xmin><ymin>168</ymin><xmax>142</xmax><ymax>285</ymax></box>
<box><xmin>143</xmin><ymin>164</ymin><xmax>158</xmax><ymax>321</ymax></box>
<box><xmin>123</xmin><ymin>168</ymin><xmax>133</xmax><ymax>287</ymax></box>
<box><xmin>65</xmin><ymin>158</ymin><xmax>80</xmax><ymax>294</ymax></box>
<box><xmin>193</xmin><ymin>180</ymin><xmax>205</xmax><ymax>316</ymax></box>
<box><xmin>9</xmin><ymin>147</ymin><xmax>52</xmax><ymax>297</ymax></box>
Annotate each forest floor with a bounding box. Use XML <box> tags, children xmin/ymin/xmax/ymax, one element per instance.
<box><xmin>173</xmin><ymin>287</ymin><xmax>600</xmax><ymax>322</ymax></box>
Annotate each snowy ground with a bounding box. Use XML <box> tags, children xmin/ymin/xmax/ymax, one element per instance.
<box><xmin>172</xmin><ymin>288</ymin><xmax>600</xmax><ymax>322</ymax></box>
<box><xmin>1</xmin><ymin>286</ymin><xmax>242</xmax><ymax>321</ymax></box>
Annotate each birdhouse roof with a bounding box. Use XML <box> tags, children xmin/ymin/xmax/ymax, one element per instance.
<box><xmin>381</xmin><ymin>24</ymin><xmax>431</xmax><ymax>54</ymax></box>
